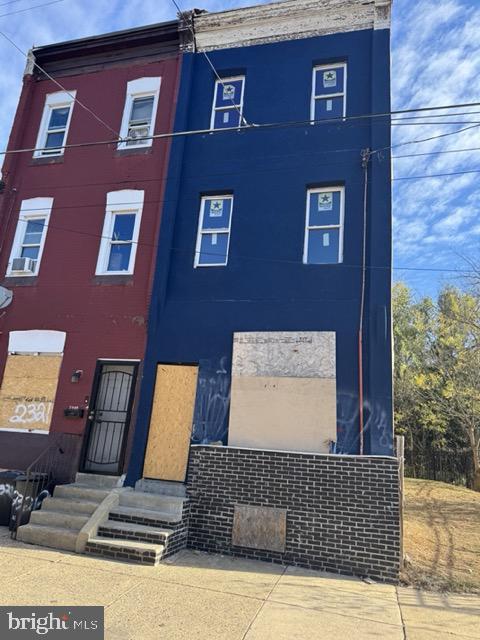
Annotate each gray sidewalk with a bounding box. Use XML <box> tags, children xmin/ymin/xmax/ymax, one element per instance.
<box><xmin>0</xmin><ymin>527</ymin><xmax>478</xmax><ymax>639</ymax></box>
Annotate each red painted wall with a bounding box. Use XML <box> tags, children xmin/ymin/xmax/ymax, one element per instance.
<box><xmin>0</xmin><ymin>55</ymin><xmax>181</xmax><ymax>463</ymax></box>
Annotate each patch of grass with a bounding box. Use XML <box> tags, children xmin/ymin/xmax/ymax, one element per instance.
<box><xmin>401</xmin><ymin>478</ymin><xmax>480</xmax><ymax>594</ymax></box>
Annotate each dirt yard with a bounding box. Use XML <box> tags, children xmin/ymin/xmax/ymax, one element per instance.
<box><xmin>402</xmin><ymin>478</ymin><xmax>480</xmax><ymax>593</ymax></box>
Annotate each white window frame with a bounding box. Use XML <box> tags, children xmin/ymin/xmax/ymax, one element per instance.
<box><xmin>303</xmin><ymin>186</ymin><xmax>345</xmax><ymax>265</ymax></box>
<box><xmin>95</xmin><ymin>190</ymin><xmax>144</xmax><ymax>275</ymax></box>
<box><xmin>194</xmin><ymin>195</ymin><xmax>234</xmax><ymax>268</ymax></box>
<box><xmin>310</xmin><ymin>62</ymin><xmax>347</xmax><ymax>122</ymax></box>
<box><xmin>33</xmin><ymin>91</ymin><xmax>76</xmax><ymax>158</ymax></box>
<box><xmin>6</xmin><ymin>197</ymin><xmax>53</xmax><ymax>277</ymax></box>
<box><xmin>117</xmin><ymin>77</ymin><xmax>161</xmax><ymax>150</ymax></box>
<box><xmin>210</xmin><ymin>76</ymin><xmax>245</xmax><ymax>131</ymax></box>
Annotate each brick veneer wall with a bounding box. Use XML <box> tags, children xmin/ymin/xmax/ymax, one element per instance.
<box><xmin>186</xmin><ymin>445</ymin><xmax>401</xmax><ymax>582</ymax></box>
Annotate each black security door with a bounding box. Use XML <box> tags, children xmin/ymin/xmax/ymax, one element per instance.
<box><xmin>81</xmin><ymin>362</ymin><xmax>138</xmax><ymax>475</ymax></box>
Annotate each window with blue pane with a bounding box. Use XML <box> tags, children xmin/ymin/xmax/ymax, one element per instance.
<box><xmin>210</xmin><ymin>77</ymin><xmax>245</xmax><ymax>130</ymax></box>
<box><xmin>44</xmin><ymin>106</ymin><xmax>71</xmax><ymax>153</ymax></box>
<box><xmin>107</xmin><ymin>213</ymin><xmax>136</xmax><ymax>272</ymax></box>
<box><xmin>195</xmin><ymin>196</ymin><xmax>233</xmax><ymax>267</ymax></box>
<box><xmin>304</xmin><ymin>187</ymin><xmax>344</xmax><ymax>264</ymax></box>
<box><xmin>20</xmin><ymin>218</ymin><xmax>46</xmax><ymax>261</ymax></box>
<box><xmin>311</xmin><ymin>63</ymin><xmax>346</xmax><ymax>121</ymax></box>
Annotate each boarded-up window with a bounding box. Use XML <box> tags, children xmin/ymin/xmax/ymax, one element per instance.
<box><xmin>0</xmin><ymin>354</ymin><xmax>62</xmax><ymax>431</ymax></box>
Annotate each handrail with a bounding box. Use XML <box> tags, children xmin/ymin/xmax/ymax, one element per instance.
<box><xmin>10</xmin><ymin>434</ymin><xmax>76</xmax><ymax>539</ymax></box>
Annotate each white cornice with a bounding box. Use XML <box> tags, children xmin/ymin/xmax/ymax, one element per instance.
<box><xmin>193</xmin><ymin>0</ymin><xmax>392</xmax><ymax>52</ymax></box>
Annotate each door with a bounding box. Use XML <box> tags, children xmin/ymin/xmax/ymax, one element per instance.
<box><xmin>143</xmin><ymin>364</ymin><xmax>198</xmax><ymax>482</ymax></box>
<box><xmin>81</xmin><ymin>362</ymin><xmax>138</xmax><ymax>475</ymax></box>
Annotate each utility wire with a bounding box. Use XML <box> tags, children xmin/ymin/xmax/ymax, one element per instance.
<box><xmin>0</xmin><ymin>0</ymin><xmax>67</xmax><ymax>19</ymax></box>
<box><xmin>371</xmin><ymin>122</ymin><xmax>480</xmax><ymax>156</ymax></box>
<box><xmin>393</xmin><ymin>168</ymin><xmax>480</xmax><ymax>181</ymax></box>
<box><xmin>0</xmin><ymin>138</ymin><xmax>476</xmax><ymax>191</ymax></box>
<box><xmin>0</xmin><ymin>26</ymin><xmax>120</xmax><ymax>138</ymax></box>
<box><xmin>0</xmin><ymin>109</ymin><xmax>479</xmax><ymax>158</ymax></box>
<box><xmin>393</xmin><ymin>146</ymin><xmax>480</xmax><ymax>160</ymax></box>
<box><xmin>5</xmin><ymin>212</ymin><xmax>479</xmax><ymax>276</ymax></box>
<box><xmin>169</xmin><ymin>0</ymin><xmax>250</xmax><ymax>126</ymax></box>
<box><xmin>0</xmin><ymin>0</ymin><xmax>25</xmax><ymax>8</ymax></box>
<box><xmin>2</xmin><ymin>162</ymin><xmax>477</xmax><ymax>218</ymax></box>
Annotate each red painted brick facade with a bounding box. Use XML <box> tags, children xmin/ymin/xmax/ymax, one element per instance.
<box><xmin>0</xmin><ymin>28</ymin><xmax>182</xmax><ymax>473</ymax></box>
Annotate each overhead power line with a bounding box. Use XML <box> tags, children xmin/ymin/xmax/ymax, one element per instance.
<box><xmin>0</xmin><ymin>0</ymin><xmax>67</xmax><ymax>20</ymax></box>
<box><xmin>7</xmin><ymin>210</ymin><xmax>480</xmax><ymax>276</ymax></box>
<box><xmin>1</xmin><ymin>105</ymin><xmax>480</xmax><ymax>158</ymax></box>
<box><xmin>0</xmin><ymin>24</ymin><xmax>119</xmax><ymax>138</ymax></box>
<box><xmin>0</xmin><ymin>0</ymin><xmax>26</xmax><ymax>8</ymax></box>
<box><xmin>169</xmin><ymin>0</ymin><xmax>249</xmax><ymax>126</ymax></box>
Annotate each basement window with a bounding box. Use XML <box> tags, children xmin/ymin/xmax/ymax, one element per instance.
<box><xmin>210</xmin><ymin>76</ymin><xmax>245</xmax><ymax>130</ymax></box>
<box><xmin>6</xmin><ymin>197</ymin><xmax>53</xmax><ymax>276</ymax></box>
<box><xmin>118</xmin><ymin>77</ymin><xmax>161</xmax><ymax>150</ymax></box>
<box><xmin>194</xmin><ymin>195</ymin><xmax>233</xmax><ymax>267</ymax></box>
<box><xmin>96</xmin><ymin>190</ymin><xmax>144</xmax><ymax>275</ymax></box>
<box><xmin>33</xmin><ymin>91</ymin><xmax>76</xmax><ymax>158</ymax></box>
<box><xmin>311</xmin><ymin>63</ymin><xmax>347</xmax><ymax>121</ymax></box>
<box><xmin>303</xmin><ymin>187</ymin><xmax>344</xmax><ymax>264</ymax></box>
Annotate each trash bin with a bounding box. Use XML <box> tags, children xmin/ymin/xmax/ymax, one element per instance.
<box><xmin>9</xmin><ymin>472</ymin><xmax>50</xmax><ymax>531</ymax></box>
<box><xmin>0</xmin><ymin>470</ymin><xmax>23</xmax><ymax>526</ymax></box>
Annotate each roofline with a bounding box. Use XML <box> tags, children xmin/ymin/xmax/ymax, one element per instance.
<box><xmin>32</xmin><ymin>19</ymin><xmax>178</xmax><ymax>55</ymax></box>
<box><xmin>31</xmin><ymin>19</ymin><xmax>184</xmax><ymax>72</ymax></box>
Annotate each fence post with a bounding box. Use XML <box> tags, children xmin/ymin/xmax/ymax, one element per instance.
<box><xmin>396</xmin><ymin>435</ymin><xmax>405</xmax><ymax>571</ymax></box>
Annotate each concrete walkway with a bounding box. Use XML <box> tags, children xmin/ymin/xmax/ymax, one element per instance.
<box><xmin>0</xmin><ymin>527</ymin><xmax>478</xmax><ymax>639</ymax></box>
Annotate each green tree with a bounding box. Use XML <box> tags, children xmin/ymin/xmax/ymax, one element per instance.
<box><xmin>394</xmin><ymin>283</ymin><xmax>480</xmax><ymax>491</ymax></box>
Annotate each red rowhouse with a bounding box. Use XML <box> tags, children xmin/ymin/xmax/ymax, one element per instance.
<box><xmin>0</xmin><ymin>21</ymin><xmax>186</xmax><ymax>476</ymax></box>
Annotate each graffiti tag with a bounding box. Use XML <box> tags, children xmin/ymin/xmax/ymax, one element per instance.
<box><xmin>9</xmin><ymin>402</ymin><xmax>52</xmax><ymax>425</ymax></box>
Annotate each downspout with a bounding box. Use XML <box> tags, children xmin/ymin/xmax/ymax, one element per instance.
<box><xmin>358</xmin><ymin>148</ymin><xmax>371</xmax><ymax>455</ymax></box>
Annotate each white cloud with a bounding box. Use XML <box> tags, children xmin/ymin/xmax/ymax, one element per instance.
<box><xmin>391</xmin><ymin>0</ymin><xmax>480</xmax><ymax>293</ymax></box>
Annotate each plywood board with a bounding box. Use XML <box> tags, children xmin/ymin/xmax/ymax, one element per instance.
<box><xmin>143</xmin><ymin>364</ymin><xmax>199</xmax><ymax>482</ymax></box>
<box><xmin>232</xmin><ymin>505</ymin><xmax>287</xmax><ymax>552</ymax></box>
<box><xmin>228</xmin><ymin>376</ymin><xmax>336</xmax><ymax>453</ymax></box>
<box><xmin>0</xmin><ymin>354</ymin><xmax>62</xmax><ymax>431</ymax></box>
<box><xmin>232</xmin><ymin>331</ymin><xmax>336</xmax><ymax>378</ymax></box>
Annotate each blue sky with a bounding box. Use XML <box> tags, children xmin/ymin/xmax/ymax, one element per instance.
<box><xmin>0</xmin><ymin>0</ymin><xmax>478</xmax><ymax>299</ymax></box>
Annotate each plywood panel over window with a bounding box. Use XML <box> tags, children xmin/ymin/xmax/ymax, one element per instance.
<box><xmin>229</xmin><ymin>331</ymin><xmax>337</xmax><ymax>454</ymax></box>
<box><xmin>143</xmin><ymin>364</ymin><xmax>199</xmax><ymax>482</ymax></box>
<box><xmin>0</xmin><ymin>354</ymin><xmax>62</xmax><ymax>431</ymax></box>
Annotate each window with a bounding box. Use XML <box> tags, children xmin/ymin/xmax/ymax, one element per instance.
<box><xmin>303</xmin><ymin>187</ymin><xmax>344</xmax><ymax>264</ymax></box>
<box><xmin>34</xmin><ymin>91</ymin><xmax>76</xmax><ymax>157</ymax></box>
<box><xmin>194</xmin><ymin>195</ymin><xmax>233</xmax><ymax>267</ymax></box>
<box><xmin>118</xmin><ymin>77</ymin><xmax>161</xmax><ymax>150</ymax></box>
<box><xmin>210</xmin><ymin>76</ymin><xmax>245</xmax><ymax>130</ymax></box>
<box><xmin>96</xmin><ymin>190</ymin><xmax>144</xmax><ymax>275</ymax></box>
<box><xmin>311</xmin><ymin>63</ymin><xmax>347</xmax><ymax>121</ymax></box>
<box><xmin>7</xmin><ymin>197</ymin><xmax>53</xmax><ymax>276</ymax></box>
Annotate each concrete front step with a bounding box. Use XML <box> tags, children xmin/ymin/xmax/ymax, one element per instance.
<box><xmin>17</xmin><ymin>524</ymin><xmax>78</xmax><ymax>552</ymax></box>
<box><xmin>135</xmin><ymin>478</ymin><xmax>186</xmax><ymax>497</ymax></box>
<box><xmin>119</xmin><ymin>490</ymin><xmax>185</xmax><ymax>515</ymax></box>
<box><xmin>75</xmin><ymin>473</ymin><xmax>121</xmax><ymax>489</ymax></box>
<box><xmin>41</xmin><ymin>496</ymin><xmax>99</xmax><ymax>516</ymax></box>
<box><xmin>54</xmin><ymin>484</ymin><xmax>110</xmax><ymax>503</ymax></box>
<box><xmin>110</xmin><ymin>505</ymin><xmax>182</xmax><ymax>526</ymax></box>
<box><xmin>29</xmin><ymin>509</ymin><xmax>89</xmax><ymax>530</ymax></box>
<box><xmin>98</xmin><ymin>520</ymin><xmax>173</xmax><ymax>544</ymax></box>
<box><xmin>86</xmin><ymin>537</ymin><xmax>165</xmax><ymax>565</ymax></box>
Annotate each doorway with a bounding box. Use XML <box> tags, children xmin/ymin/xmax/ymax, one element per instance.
<box><xmin>81</xmin><ymin>361</ymin><xmax>138</xmax><ymax>475</ymax></box>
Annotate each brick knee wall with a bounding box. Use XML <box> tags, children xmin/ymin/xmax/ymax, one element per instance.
<box><xmin>186</xmin><ymin>446</ymin><xmax>401</xmax><ymax>582</ymax></box>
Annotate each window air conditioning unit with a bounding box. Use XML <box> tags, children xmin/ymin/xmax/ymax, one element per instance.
<box><xmin>11</xmin><ymin>257</ymin><xmax>37</xmax><ymax>273</ymax></box>
<box><xmin>127</xmin><ymin>125</ymin><xmax>150</xmax><ymax>145</ymax></box>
